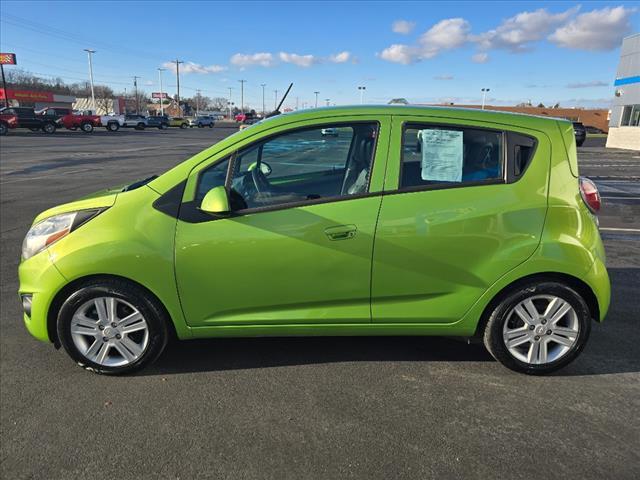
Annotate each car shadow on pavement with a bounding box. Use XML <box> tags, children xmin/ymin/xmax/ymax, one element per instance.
<box><xmin>139</xmin><ymin>267</ymin><xmax>640</xmax><ymax>377</ymax></box>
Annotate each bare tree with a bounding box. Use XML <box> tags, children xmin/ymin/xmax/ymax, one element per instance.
<box><xmin>94</xmin><ymin>85</ymin><xmax>115</xmax><ymax>114</ymax></box>
<box><xmin>209</xmin><ymin>97</ymin><xmax>228</xmax><ymax>111</ymax></box>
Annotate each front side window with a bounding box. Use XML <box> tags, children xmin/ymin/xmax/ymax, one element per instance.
<box><xmin>401</xmin><ymin>125</ymin><xmax>503</xmax><ymax>189</ymax></box>
<box><xmin>198</xmin><ymin>123</ymin><xmax>377</xmax><ymax>211</ymax></box>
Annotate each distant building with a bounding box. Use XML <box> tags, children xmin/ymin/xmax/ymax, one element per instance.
<box><xmin>607</xmin><ymin>33</ymin><xmax>640</xmax><ymax>151</ymax></box>
<box><xmin>0</xmin><ymin>88</ymin><xmax>75</xmax><ymax>110</ymax></box>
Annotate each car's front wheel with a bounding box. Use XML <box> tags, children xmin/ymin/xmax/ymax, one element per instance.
<box><xmin>483</xmin><ymin>281</ymin><xmax>591</xmax><ymax>375</ymax></box>
<box><xmin>0</xmin><ymin>122</ymin><xmax>8</xmax><ymax>135</ymax></box>
<box><xmin>42</xmin><ymin>122</ymin><xmax>56</xmax><ymax>134</ymax></box>
<box><xmin>57</xmin><ymin>279</ymin><xmax>169</xmax><ymax>375</ymax></box>
<box><xmin>80</xmin><ymin>122</ymin><xmax>94</xmax><ymax>133</ymax></box>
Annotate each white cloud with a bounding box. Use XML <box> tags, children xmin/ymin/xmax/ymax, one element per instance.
<box><xmin>230</xmin><ymin>53</ymin><xmax>274</xmax><ymax>68</ymax></box>
<box><xmin>566</xmin><ymin>80</ymin><xmax>609</xmax><ymax>88</ymax></box>
<box><xmin>549</xmin><ymin>6</ymin><xmax>637</xmax><ymax>50</ymax></box>
<box><xmin>379</xmin><ymin>44</ymin><xmax>418</xmax><ymax>64</ymax></box>
<box><xmin>473</xmin><ymin>7</ymin><xmax>577</xmax><ymax>53</ymax></box>
<box><xmin>392</xmin><ymin>20</ymin><xmax>416</xmax><ymax>34</ymax></box>
<box><xmin>161</xmin><ymin>61</ymin><xmax>226</xmax><ymax>74</ymax></box>
<box><xmin>472</xmin><ymin>52</ymin><xmax>489</xmax><ymax>63</ymax></box>
<box><xmin>328</xmin><ymin>51</ymin><xmax>352</xmax><ymax>63</ymax></box>
<box><xmin>434</xmin><ymin>75</ymin><xmax>454</xmax><ymax>80</ymax></box>
<box><xmin>380</xmin><ymin>18</ymin><xmax>470</xmax><ymax>64</ymax></box>
<box><xmin>279</xmin><ymin>52</ymin><xmax>318</xmax><ymax>67</ymax></box>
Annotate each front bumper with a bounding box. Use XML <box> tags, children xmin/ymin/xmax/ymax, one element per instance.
<box><xmin>18</xmin><ymin>250</ymin><xmax>67</xmax><ymax>342</ymax></box>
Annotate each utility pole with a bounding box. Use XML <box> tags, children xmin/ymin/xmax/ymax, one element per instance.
<box><xmin>238</xmin><ymin>79</ymin><xmax>246</xmax><ymax>113</ymax></box>
<box><xmin>274</xmin><ymin>89</ymin><xmax>279</xmax><ymax>109</ymax></box>
<box><xmin>260</xmin><ymin>83</ymin><xmax>266</xmax><ymax>115</ymax></box>
<box><xmin>325</xmin><ymin>98</ymin><xmax>330</xmax><ymax>107</ymax></box>
<box><xmin>314</xmin><ymin>91</ymin><xmax>319</xmax><ymax>108</ymax></box>
<box><xmin>133</xmin><ymin>76</ymin><xmax>140</xmax><ymax>114</ymax></box>
<box><xmin>84</xmin><ymin>49</ymin><xmax>96</xmax><ymax>113</ymax></box>
<box><xmin>296</xmin><ymin>96</ymin><xmax>299</xmax><ymax>110</ymax></box>
<box><xmin>481</xmin><ymin>88</ymin><xmax>490</xmax><ymax>110</ymax></box>
<box><xmin>358</xmin><ymin>85</ymin><xmax>366</xmax><ymax>105</ymax></box>
<box><xmin>196</xmin><ymin>89</ymin><xmax>201</xmax><ymax>116</ymax></box>
<box><xmin>157</xmin><ymin>68</ymin><xmax>165</xmax><ymax>116</ymax></box>
<box><xmin>175</xmin><ymin>59</ymin><xmax>183</xmax><ymax>114</ymax></box>
<box><xmin>227</xmin><ymin>87</ymin><xmax>233</xmax><ymax>119</ymax></box>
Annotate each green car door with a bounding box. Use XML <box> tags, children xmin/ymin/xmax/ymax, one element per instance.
<box><xmin>175</xmin><ymin>117</ymin><xmax>390</xmax><ymax>327</ymax></box>
<box><xmin>372</xmin><ymin>115</ymin><xmax>549</xmax><ymax>324</ymax></box>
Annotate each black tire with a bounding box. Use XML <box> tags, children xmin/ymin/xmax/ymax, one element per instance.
<box><xmin>159</xmin><ymin>123</ymin><xmax>169</xmax><ymax>130</ymax></box>
<box><xmin>42</xmin><ymin>122</ymin><xmax>56</xmax><ymax>134</ymax></box>
<box><xmin>29</xmin><ymin>126</ymin><xmax>41</xmax><ymax>132</ymax></box>
<box><xmin>0</xmin><ymin>122</ymin><xmax>8</xmax><ymax>136</ymax></box>
<box><xmin>483</xmin><ymin>281</ymin><xmax>591</xmax><ymax>375</ymax></box>
<box><xmin>107</xmin><ymin>122</ymin><xmax>120</xmax><ymax>132</ymax></box>
<box><xmin>180</xmin><ymin>123</ymin><xmax>187</xmax><ymax>129</ymax></box>
<box><xmin>198</xmin><ymin>123</ymin><xmax>203</xmax><ymax>128</ymax></box>
<box><xmin>80</xmin><ymin>122</ymin><xmax>94</xmax><ymax>133</ymax></box>
<box><xmin>136</xmin><ymin>123</ymin><xmax>145</xmax><ymax>130</ymax></box>
<box><xmin>208</xmin><ymin>123</ymin><xmax>214</xmax><ymax>128</ymax></box>
<box><xmin>576</xmin><ymin>139</ymin><xmax>585</xmax><ymax>147</ymax></box>
<box><xmin>57</xmin><ymin>279</ymin><xmax>169</xmax><ymax>375</ymax></box>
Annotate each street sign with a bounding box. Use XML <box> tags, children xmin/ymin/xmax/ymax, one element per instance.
<box><xmin>0</xmin><ymin>53</ymin><xmax>17</xmax><ymax>65</ymax></box>
<box><xmin>152</xmin><ymin>92</ymin><xmax>168</xmax><ymax>99</ymax></box>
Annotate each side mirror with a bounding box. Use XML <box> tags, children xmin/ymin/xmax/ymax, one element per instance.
<box><xmin>200</xmin><ymin>186</ymin><xmax>230</xmax><ymax>215</ymax></box>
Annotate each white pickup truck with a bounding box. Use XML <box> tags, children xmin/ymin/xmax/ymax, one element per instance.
<box><xmin>100</xmin><ymin>114</ymin><xmax>148</xmax><ymax>132</ymax></box>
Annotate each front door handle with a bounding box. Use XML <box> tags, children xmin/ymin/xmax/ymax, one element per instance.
<box><xmin>324</xmin><ymin>224</ymin><xmax>357</xmax><ymax>241</ymax></box>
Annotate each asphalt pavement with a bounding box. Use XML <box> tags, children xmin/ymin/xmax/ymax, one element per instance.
<box><xmin>1</xmin><ymin>128</ymin><xmax>638</xmax><ymax>479</ymax></box>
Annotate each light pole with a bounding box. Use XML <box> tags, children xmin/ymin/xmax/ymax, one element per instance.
<box><xmin>239</xmin><ymin>79</ymin><xmax>246</xmax><ymax>113</ymax></box>
<box><xmin>358</xmin><ymin>85</ymin><xmax>366</xmax><ymax>104</ymax></box>
<box><xmin>84</xmin><ymin>49</ymin><xmax>96</xmax><ymax>113</ymax></box>
<box><xmin>196</xmin><ymin>89</ymin><xmax>201</xmax><ymax>116</ymax></box>
<box><xmin>157</xmin><ymin>68</ymin><xmax>165</xmax><ymax>116</ymax></box>
<box><xmin>175</xmin><ymin>59</ymin><xmax>183</xmax><ymax>114</ymax></box>
<box><xmin>314</xmin><ymin>91</ymin><xmax>319</xmax><ymax>108</ymax></box>
<box><xmin>274</xmin><ymin>89</ymin><xmax>279</xmax><ymax>109</ymax></box>
<box><xmin>133</xmin><ymin>76</ymin><xmax>140</xmax><ymax>114</ymax></box>
<box><xmin>260</xmin><ymin>83</ymin><xmax>266</xmax><ymax>115</ymax></box>
<box><xmin>481</xmin><ymin>88</ymin><xmax>490</xmax><ymax>110</ymax></box>
<box><xmin>227</xmin><ymin>87</ymin><xmax>233</xmax><ymax>118</ymax></box>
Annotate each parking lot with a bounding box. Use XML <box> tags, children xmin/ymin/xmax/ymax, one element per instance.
<box><xmin>1</xmin><ymin>128</ymin><xmax>639</xmax><ymax>479</ymax></box>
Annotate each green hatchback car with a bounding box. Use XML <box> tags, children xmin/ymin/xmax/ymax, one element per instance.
<box><xmin>18</xmin><ymin>106</ymin><xmax>609</xmax><ymax>375</ymax></box>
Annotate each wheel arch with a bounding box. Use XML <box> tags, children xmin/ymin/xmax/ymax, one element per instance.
<box><xmin>473</xmin><ymin>272</ymin><xmax>600</xmax><ymax>338</ymax></box>
<box><xmin>47</xmin><ymin>273</ymin><xmax>178</xmax><ymax>347</ymax></box>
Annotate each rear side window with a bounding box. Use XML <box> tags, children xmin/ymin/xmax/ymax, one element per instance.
<box><xmin>400</xmin><ymin>125</ymin><xmax>504</xmax><ymax>189</ymax></box>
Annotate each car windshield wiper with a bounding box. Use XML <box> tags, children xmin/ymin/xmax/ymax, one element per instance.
<box><xmin>122</xmin><ymin>175</ymin><xmax>158</xmax><ymax>192</ymax></box>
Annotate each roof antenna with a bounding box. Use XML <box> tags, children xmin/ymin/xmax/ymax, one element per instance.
<box><xmin>266</xmin><ymin>83</ymin><xmax>293</xmax><ymax>118</ymax></box>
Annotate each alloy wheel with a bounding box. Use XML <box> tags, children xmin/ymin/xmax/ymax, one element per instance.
<box><xmin>502</xmin><ymin>295</ymin><xmax>579</xmax><ymax>365</ymax></box>
<box><xmin>70</xmin><ymin>296</ymin><xmax>149</xmax><ymax>367</ymax></box>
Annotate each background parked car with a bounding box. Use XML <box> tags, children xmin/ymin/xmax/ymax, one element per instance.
<box><xmin>37</xmin><ymin>107</ymin><xmax>101</xmax><ymax>133</ymax></box>
<box><xmin>123</xmin><ymin>114</ymin><xmax>148</xmax><ymax>130</ymax></box>
<box><xmin>146</xmin><ymin>115</ymin><xmax>170</xmax><ymax>129</ymax></box>
<box><xmin>0</xmin><ymin>109</ymin><xmax>18</xmax><ymax>135</ymax></box>
<box><xmin>573</xmin><ymin>121</ymin><xmax>586</xmax><ymax>147</ymax></box>
<box><xmin>585</xmin><ymin>125</ymin><xmax>605</xmax><ymax>134</ymax></box>
<box><xmin>168</xmin><ymin>117</ymin><xmax>189</xmax><ymax>128</ymax></box>
<box><xmin>188</xmin><ymin>115</ymin><xmax>215</xmax><ymax>128</ymax></box>
<box><xmin>0</xmin><ymin>107</ymin><xmax>57</xmax><ymax>134</ymax></box>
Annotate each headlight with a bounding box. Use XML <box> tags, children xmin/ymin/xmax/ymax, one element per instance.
<box><xmin>21</xmin><ymin>209</ymin><xmax>103</xmax><ymax>260</ymax></box>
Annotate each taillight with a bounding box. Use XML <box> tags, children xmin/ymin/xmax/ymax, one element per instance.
<box><xmin>579</xmin><ymin>176</ymin><xmax>601</xmax><ymax>214</ymax></box>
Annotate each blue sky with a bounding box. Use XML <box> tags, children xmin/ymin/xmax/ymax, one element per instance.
<box><xmin>0</xmin><ymin>1</ymin><xmax>638</xmax><ymax>110</ymax></box>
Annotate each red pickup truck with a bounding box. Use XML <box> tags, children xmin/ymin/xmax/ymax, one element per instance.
<box><xmin>37</xmin><ymin>107</ymin><xmax>102</xmax><ymax>133</ymax></box>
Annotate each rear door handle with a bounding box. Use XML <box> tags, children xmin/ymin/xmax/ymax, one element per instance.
<box><xmin>324</xmin><ymin>224</ymin><xmax>357</xmax><ymax>241</ymax></box>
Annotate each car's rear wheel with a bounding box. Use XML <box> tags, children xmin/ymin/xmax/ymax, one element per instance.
<box><xmin>483</xmin><ymin>281</ymin><xmax>591</xmax><ymax>375</ymax></box>
<box><xmin>180</xmin><ymin>123</ymin><xmax>187</xmax><ymax>129</ymax></box>
<box><xmin>80</xmin><ymin>122</ymin><xmax>94</xmax><ymax>133</ymax></box>
<box><xmin>107</xmin><ymin>122</ymin><xmax>120</xmax><ymax>132</ymax></box>
<box><xmin>57</xmin><ymin>279</ymin><xmax>169</xmax><ymax>375</ymax></box>
<box><xmin>42</xmin><ymin>123</ymin><xmax>56</xmax><ymax>134</ymax></box>
<box><xmin>136</xmin><ymin>123</ymin><xmax>145</xmax><ymax>130</ymax></box>
<box><xmin>0</xmin><ymin>122</ymin><xmax>8</xmax><ymax>136</ymax></box>
<box><xmin>208</xmin><ymin>123</ymin><xmax>214</xmax><ymax>128</ymax></box>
